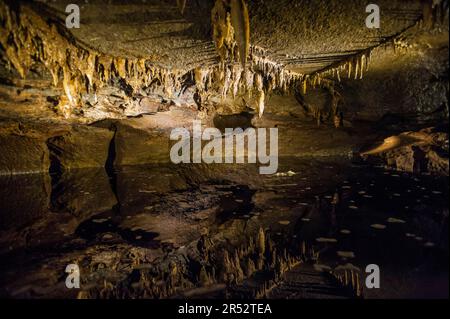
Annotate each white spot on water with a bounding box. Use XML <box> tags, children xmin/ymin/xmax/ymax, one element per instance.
<box><xmin>371</xmin><ymin>224</ymin><xmax>386</xmax><ymax>230</ymax></box>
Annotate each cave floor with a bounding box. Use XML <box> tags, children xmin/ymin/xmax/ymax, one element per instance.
<box><xmin>0</xmin><ymin>157</ymin><xmax>448</xmax><ymax>299</ymax></box>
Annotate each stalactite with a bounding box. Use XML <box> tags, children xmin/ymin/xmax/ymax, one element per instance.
<box><xmin>0</xmin><ymin>1</ymin><xmax>195</xmax><ymax>117</ymax></box>
<box><xmin>177</xmin><ymin>0</ymin><xmax>187</xmax><ymax>15</ymax></box>
<box><xmin>230</xmin><ymin>0</ymin><xmax>250</xmax><ymax>68</ymax></box>
<box><xmin>257</xmin><ymin>90</ymin><xmax>265</xmax><ymax>118</ymax></box>
<box><xmin>354</xmin><ymin>57</ymin><xmax>359</xmax><ymax>80</ymax></box>
<box><xmin>232</xmin><ymin>64</ymin><xmax>242</xmax><ymax>97</ymax></box>
<box><xmin>254</xmin><ymin>73</ymin><xmax>263</xmax><ymax>92</ymax></box>
<box><xmin>347</xmin><ymin>61</ymin><xmax>352</xmax><ymax>79</ymax></box>
<box><xmin>195</xmin><ymin>67</ymin><xmax>208</xmax><ymax>92</ymax></box>
<box><xmin>211</xmin><ymin>0</ymin><xmax>232</xmax><ymax>61</ymax></box>
<box><xmin>360</xmin><ymin>54</ymin><xmax>365</xmax><ymax>79</ymax></box>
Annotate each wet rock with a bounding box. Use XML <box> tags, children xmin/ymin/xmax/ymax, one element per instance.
<box><xmin>362</xmin><ymin>128</ymin><xmax>449</xmax><ymax>176</ymax></box>
<box><xmin>47</xmin><ymin>126</ymin><xmax>114</xmax><ymax>170</ymax></box>
<box><xmin>114</xmin><ymin>121</ymin><xmax>171</xmax><ymax>165</ymax></box>
<box><xmin>0</xmin><ymin>124</ymin><xmax>50</xmax><ymax>175</ymax></box>
<box><xmin>113</xmin><ymin>165</ymin><xmax>191</xmax><ymax>216</ymax></box>
<box><xmin>0</xmin><ymin>173</ymin><xmax>51</xmax><ymax>230</ymax></box>
<box><xmin>50</xmin><ymin>168</ymin><xmax>117</xmax><ymax>217</ymax></box>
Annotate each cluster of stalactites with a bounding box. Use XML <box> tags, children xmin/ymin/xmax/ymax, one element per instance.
<box><xmin>1</xmin><ymin>1</ymin><xmax>303</xmax><ymax>119</ymax></box>
<box><xmin>192</xmin><ymin>51</ymin><xmax>304</xmax><ymax>117</ymax></box>
<box><xmin>1</xmin><ymin>0</ymin><xmax>386</xmax><ymax>120</ymax></box>
<box><xmin>301</xmin><ymin>0</ymin><xmax>449</xmax><ymax>94</ymax></box>
<box><xmin>303</xmin><ymin>50</ymin><xmax>373</xmax><ymax>94</ymax></box>
<box><xmin>421</xmin><ymin>0</ymin><xmax>450</xmax><ymax>28</ymax></box>
<box><xmin>0</xmin><ymin>2</ymin><xmax>185</xmax><ymax>111</ymax></box>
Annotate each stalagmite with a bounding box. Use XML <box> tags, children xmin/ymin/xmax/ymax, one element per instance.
<box><xmin>256</xmin><ymin>254</ymin><xmax>264</xmax><ymax>271</ymax></box>
<box><xmin>199</xmin><ymin>266</ymin><xmax>211</xmax><ymax>286</ymax></box>
<box><xmin>223</xmin><ymin>251</ymin><xmax>232</xmax><ymax>274</ymax></box>
<box><xmin>301</xmin><ymin>241</ymin><xmax>306</xmax><ymax>257</ymax></box>
<box><xmin>270</xmin><ymin>248</ymin><xmax>277</xmax><ymax>268</ymax></box>
<box><xmin>234</xmin><ymin>252</ymin><xmax>244</xmax><ymax>283</ymax></box>
<box><xmin>267</xmin><ymin>236</ymin><xmax>275</xmax><ymax>255</ymax></box>
<box><xmin>257</xmin><ymin>227</ymin><xmax>265</xmax><ymax>255</ymax></box>
<box><xmin>356</xmin><ymin>273</ymin><xmax>361</xmax><ymax>297</ymax></box>
<box><xmin>245</xmin><ymin>258</ymin><xmax>256</xmax><ymax>277</ymax></box>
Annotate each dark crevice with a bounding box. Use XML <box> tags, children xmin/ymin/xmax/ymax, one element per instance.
<box><xmin>46</xmin><ymin>137</ymin><xmax>64</xmax><ymax>181</ymax></box>
<box><xmin>105</xmin><ymin>124</ymin><xmax>120</xmax><ymax>214</ymax></box>
<box><xmin>46</xmin><ymin>136</ymin><xmax>64</xmax><ymax>210</ymax></box>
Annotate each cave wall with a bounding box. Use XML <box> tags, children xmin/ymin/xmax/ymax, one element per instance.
<box><xmin>0</xmin><ymin>0</ymin><xmax>448</xmax><ymax>175</ymax></box>
<box><xmin>341</xmin><ymin>32</ymin><xmax>449</xmax><ymax>124</ymax></box>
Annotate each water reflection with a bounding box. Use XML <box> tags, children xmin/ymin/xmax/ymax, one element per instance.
<box><xmin>0</xmin><ymin>158</ymin><xmax>448</xmax><ymax>298</ymax></box>
<box><xmin>0</xmin><ymin>173</ymin><xmax>51</xmax><ymax>230</ymax></box>
<box><xmin>51</xmin><ymin>168</ymin><xmax>117</xmax><ymax>217</ymax></box>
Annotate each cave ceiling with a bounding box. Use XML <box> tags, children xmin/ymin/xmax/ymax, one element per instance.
<box><xmin>41</xmin><ymin>0</ymin><xmax>425</xmax><ymax>73</ymax></box>
<box><xmin>0</xmin><ymin>0</ymin><xmax>447</xmax><ymax>123</ymax></box>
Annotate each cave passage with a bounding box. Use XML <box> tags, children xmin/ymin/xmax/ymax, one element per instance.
<box><xmin>0</xmin><ymin>0</ymin><xmax>448</xmax><ymax>300</ymax></box>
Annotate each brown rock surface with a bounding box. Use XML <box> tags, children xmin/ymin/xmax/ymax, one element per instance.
<box><xmin>362</xmin><ymin>127</ymin><xmax>449</xmax><ymax>175</ymax></box>
<box><xmin>47</xmin><ymin>125</ymin><xmax>114</xmax><ymax>170</ymax></box>
<box><xmin>0</xmin><ymin>122</ymin><xmax>51</xmax><ymax>175</ymax></box>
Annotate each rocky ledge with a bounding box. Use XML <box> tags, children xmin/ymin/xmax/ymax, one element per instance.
<box><xmin>361</xmin><ymin>126</ymin><xmax>449</xmax><ymax>176</ymax></box>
